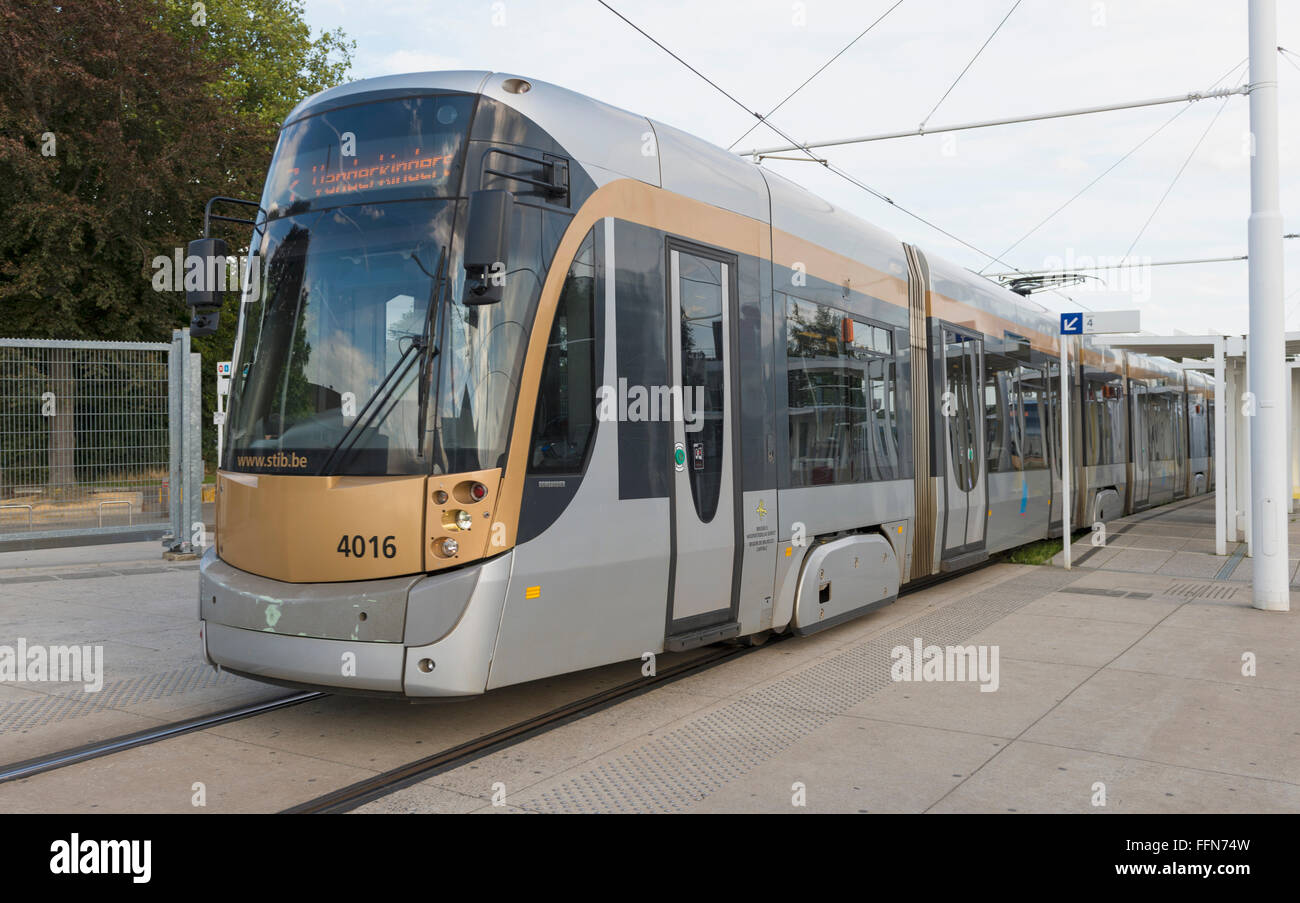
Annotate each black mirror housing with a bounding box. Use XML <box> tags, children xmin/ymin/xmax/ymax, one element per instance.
<box><xmin>463</xmin><ymin>189</ymin><xmax>513</xmax><ymax>305</ymax></box>
<box><xmin>190</xmin><ymin>309</ymin><xmax>221</xmax><ymax>337</ymax></box>
<box><xmin>185</xmin><ymin>237</ymin><xmax>231</xmax><ymax>308</ymax></box>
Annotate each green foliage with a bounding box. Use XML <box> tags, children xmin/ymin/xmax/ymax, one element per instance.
<box><xmin>161</xmin><ymin>0</ymin><xmax>354</xmax><ymax>127</ymax></box>
<box><xmin>0</xmin><ymin>0</ymin><xmax>352</xmax><ymax>467</ymax></box>
<box><xmin>1002</xmin><ymin>539</ymin><xmax>1063</xmax><ymax>566</ymax></box>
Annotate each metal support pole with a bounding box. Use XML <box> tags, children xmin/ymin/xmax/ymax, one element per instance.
<box><xmin>1225</xmin><ymin>357</ymin><xmax>1238</xmax><ymax>542</ymax></box>
<box><xmin>1247</xmin><ymin>0</ymin><xmax>1289</xmax><ymax>610</ymax></box>
<box><xmin>1214</xmin><ymin>337</ymin><xmax>1227</xmax><ymax>555</ymax></box>
<box><xmin>186</xmin><ymin>349</ymin><xmax>202</xmax><ymax>551</ymax></box>
<box><xmin>166</xmin><ymin>329</ymin><xmax>183</xmax><ymax>550</ymax></box>
<box><xmin>1289</xmin><ymin>362</ymin><xmax>1297</xmax><ymax>514</ymax></box>
<box><xmin>1061</xmin><ymin>337</ymin><xmax>1071</xmax><ymax>569</ymax></box>
<box><xmin>165</xmin><ymin>328</ymin><xmax>199</xmax><ymax>557</ymax></box>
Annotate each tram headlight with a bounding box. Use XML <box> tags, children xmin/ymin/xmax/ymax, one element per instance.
<box><xmin>439</xmin><ymin>537</ymin><xmax>459</xmax><ymax>557</ymax></box>
<box><xmin>455</xmin><ymin>509</ymin><xmax>473</xmax><ymax>531</ymax></box>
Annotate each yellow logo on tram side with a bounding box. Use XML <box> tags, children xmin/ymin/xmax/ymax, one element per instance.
<box><xmin>756</xmin><ymin>500</ymin><xmax>767</xmax><ymax>518</ymax></box>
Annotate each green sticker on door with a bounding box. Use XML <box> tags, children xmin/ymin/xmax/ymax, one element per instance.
<box><xmin>674</xmin><ymin>442</ymin><xmax>686</xmax><ymax>472</ymax></box>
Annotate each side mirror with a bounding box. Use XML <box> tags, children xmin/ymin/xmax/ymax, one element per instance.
<box><xmin>463</xmin><ymin>189</ymin><xmax>513</xmax><ymax>305</ymax></box>
<box><xmin>185</xmin><ymin>237</ymin><xmax>231</xmax><ymax>309</ymax></box>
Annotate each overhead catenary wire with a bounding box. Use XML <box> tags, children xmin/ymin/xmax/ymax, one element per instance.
<box><xmin>978</xmin><ymin>57</ymin><xmax>1250</xmax><ymax>274</ymax></box>
<box><xmin>595</xmin><ymin>0</ymin><xmax>1071</xmax><ymax>307</ymax></box>
<box><xmin>726</xmin><ymin>0</ymin><xmax>907</xmax><ymax>152</ymax></box>
<box><xmin>1280</xmin><ymin>46</ymin><xmax>1300</xmax><ymax>75</ymax></box>
<box><xmin>918</xmin><ymin>0</ymin><xmax>1023</xmax><ymax>130</ymax></box>
<box><xmin>1120</xmin><ymin>95</ymin><xmax>1233</xmax><ymax>264</ymax></box>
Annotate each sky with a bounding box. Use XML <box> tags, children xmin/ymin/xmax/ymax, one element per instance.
<box><xmin>300</xmin><ymin>0</ymin><xmax>1300</xmax><ymax>337</ymax></box>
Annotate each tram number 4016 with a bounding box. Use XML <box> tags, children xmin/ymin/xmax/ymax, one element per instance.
<box><xmin>337</xmin><ymin>534</ymin><xmax>397</xmax><ymax>559</ymax></box>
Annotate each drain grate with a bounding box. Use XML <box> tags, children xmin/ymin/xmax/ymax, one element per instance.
<box><xmin>522</xmin><ymin>568</ymin><xmax>1081</xmax><ymax>813</ymax></box>
<box><xmin>1165</xmin><ymin>581</ymin><xmax>1240</xmax><ymax>600</ymax></box>
<box><xmin>1167</xmin><ymin>581</ymin><xmax>1214</xmax><ymax>597</ymax></box>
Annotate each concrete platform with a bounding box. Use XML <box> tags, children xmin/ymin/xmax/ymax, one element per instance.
<box><xmin>1053</xmin><ymin>493</ymin><xmax>1300</xmax><ymax>585</ymax></box>
<box><xmin>354</xmin><ymin>498</ymin><xmax>1300</xmax><ymax>814</ymax></box>
<box><xmin>0</xmin><ymin>540</ymin><xmax>281</xmax><ymax>763</ymax></box>
<box><xmin>2</xmin><ymin>496</ymin><xmax>1298</xmax><ymax>814</ymax></box>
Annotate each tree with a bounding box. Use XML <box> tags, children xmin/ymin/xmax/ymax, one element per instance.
<box><xmin>0</xmin><ymin>0</ymin><xmax>352</xmax><ymax>467</ymax></box>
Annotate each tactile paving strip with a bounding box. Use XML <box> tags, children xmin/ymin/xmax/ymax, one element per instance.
<box><xmin>0</xmin><ymin>663</ymin><xmax>241</xmax><ymax>733</ymax></box>
<box><xmin>525</xmin><ymin>568</ymin><xmax>1081</xmax><ymax>813</ymax></box>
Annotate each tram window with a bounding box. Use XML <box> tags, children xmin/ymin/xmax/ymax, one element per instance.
<box><xmin>786</xmin><ymin>297</ymin><xmax>899</xmax><ymax>485</ymax></box>
<box><xmin>1014</xmin><ymin>366</ymin><xmax>1047</xmax><ymax>470</ymax></box>
<box><xmin>679</xmin><ymin>252</ymin><xmax>725</xmax><ymax>521</ymax></box>
<box><xmin>528</xmin><ymin>230</ymin><xmax>596</xmax><ymax>473</ymax></box>
<box><xmin>1082</xmin><ymin>367</ymin><xmax>1124</xmax><ymax>466</ymax></box>
<box><xmin>984</xmin><ymin>353</ymin><xmax>1021</xmax><ymax>473</ymax></box>
<box><xmin>944</xmin><ymin>332</ymin><xmax>978</xmax><ymax>491</ymax></box>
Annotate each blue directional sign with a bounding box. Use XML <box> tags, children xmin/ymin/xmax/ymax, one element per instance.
<box><xmin>1060</xmin><ymin>312</ymin><xmax>1083</xmax><ymax>335</ymax></box>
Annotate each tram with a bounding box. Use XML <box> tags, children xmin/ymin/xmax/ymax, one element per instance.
<box><xmin>192</xmin><ymin>72</ymin><xmax>1214</xmax><ymax>696</ymax></box>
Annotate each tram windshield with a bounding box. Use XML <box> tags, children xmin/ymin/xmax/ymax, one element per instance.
<box><xmin>224</xmin><ymin>94</ymin><xmax>526</xmax><ymax>477</ymax></box>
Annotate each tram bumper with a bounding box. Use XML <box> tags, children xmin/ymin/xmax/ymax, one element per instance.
<box><xmin>197</xmin><ymin>546</ymin><xmax>513</xmax><ymax>697</ymax></box>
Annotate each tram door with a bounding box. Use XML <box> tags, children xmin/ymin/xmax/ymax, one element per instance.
<box><xmin>1130</xmin><ymin>381</ymin><xmax>1150</xmax><ymax>506</ymax></box>
<box><xmin>666</xmin><ymin>247</ymin><xmax>738</xmax><ymax>634</ymax></box>
<box><xmin>939</xmin><ymin>328</ymin><xmax>987</xmax><ymax>565</ymax></box>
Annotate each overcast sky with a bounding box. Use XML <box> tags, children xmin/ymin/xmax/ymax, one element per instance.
<box><xmin>302</xmin><ymin>0</ymin><xmax>1299</xmax><ymax>337</ymax></box>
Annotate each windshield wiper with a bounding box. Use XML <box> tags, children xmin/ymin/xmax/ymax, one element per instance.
<box><xmin>415</xmin><ymin>247</ymin><xmax>449</xmax><ymax>458</ymax></box>
<box><xmin>315</xmin><ymin>247</ymin><xmax>447</xmax><ymax>475</ymax></box>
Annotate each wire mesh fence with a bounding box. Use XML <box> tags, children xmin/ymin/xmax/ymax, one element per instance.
<box><xmin>0</xmin><ymin>338</ymin><xmax>175</xmax><ymax>539</ymax></box>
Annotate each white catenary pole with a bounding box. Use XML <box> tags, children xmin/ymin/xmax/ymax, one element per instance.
<box><xmin>1060</xmin><ymin>335</ymin><xmax>1071</xmax><ymax>569</ymax></box>
<box><xmin>1247</xmin><ymin>0</ymin><xmax>1289</xmax><ymax>611</ymax></box>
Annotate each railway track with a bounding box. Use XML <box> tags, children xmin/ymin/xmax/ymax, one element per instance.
<box><xmin>0</xmin><ymin>691</ymin><xmax>324</xmax><ymax>785</ymax></box>
<box><xmin>0</xmin><ymin>555</ymin><xmax>1004</xmax><ymax>810</ymax></box>
<box><xmin>283</xmin><ymin>643</ymin><xmax>757</xmax><ymax>813</ymax></box>
<box><xmin>284</xmin><ymin>558</ymin><xmax>1007</xmax><ymax>814</ymax></box>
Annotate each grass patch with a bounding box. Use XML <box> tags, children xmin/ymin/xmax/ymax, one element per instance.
<box><xmin>1002</xmin><ymin>539</ymin><xmax>1063</xmax><ymax>566</ymax></box>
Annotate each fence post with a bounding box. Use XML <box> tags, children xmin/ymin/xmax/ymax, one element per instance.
<box><xmin>187</xmin><ymin>346</ymin><xmax>202</xmax><ymax>551</ymax></box>
<box><xmin>165</xmin><ymin>328</ymin><xmax>200</xmax><ymax>557</ymax></box>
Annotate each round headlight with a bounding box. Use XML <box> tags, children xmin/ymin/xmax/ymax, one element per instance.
<box><xmin>455</xmin><ymin>509</ymin><xmax>473</xmax><ymax>531</ymax></box>
<box><xmin>440</xmin><ymin>537</ymin><xmax>459</xmax><ymax>557</ymax></box>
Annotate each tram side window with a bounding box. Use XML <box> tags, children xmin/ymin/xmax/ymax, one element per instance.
<box><xmin>1082</xmin><ymin>367</ymin><xmax>1124</xmax><ymax>466</ymax></box>
<box><xmin>984</xmin><ymin>353</ymin><xmax>1021</xmax><ymax>473</ymax></box>
<box><xmin>528</xmin><ymin>230</ymin><xmax>597</xmax><ymax>473</ymax></box>
<box><xmin>786</xmin><ymin>297</ymin><xmax>899</xmax><ymax>486</ymax></box>
<box><xmin>1013</xmin><ymin>366</ymin><xmax>1047</xmax><ymax>470</ymax></box>
<box><xmin>944</xmin><ymin>332</ymin><xmax>979</xmax><ymax>491</ymax></box>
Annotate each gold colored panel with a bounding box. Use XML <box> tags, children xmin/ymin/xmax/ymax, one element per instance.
<box><xmin>216</xmin><ymin>472</ymin><xmax>426</xmax><ymax>583</ymax></box>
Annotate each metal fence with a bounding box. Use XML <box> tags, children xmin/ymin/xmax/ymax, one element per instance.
<box><xmin>0</xmin><ymin>332</ymin><xmax>202</xmax><ymax>546</ymax></box>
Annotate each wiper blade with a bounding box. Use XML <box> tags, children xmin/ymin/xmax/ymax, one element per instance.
<box><xmin>315</xmin><ymin>339</ymin><xmax>422</xmax><ymax>475</ymax></box>
<box><xmin>416</xmin><ymin>246</ymin><xmax>449</xmax><ymax>458</ymax></box>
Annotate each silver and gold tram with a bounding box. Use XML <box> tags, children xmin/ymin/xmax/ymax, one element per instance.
<box><xmin>195</xmin><ymin>71</ymin><xmax>1215</xmax><ymax>697</ymax></box>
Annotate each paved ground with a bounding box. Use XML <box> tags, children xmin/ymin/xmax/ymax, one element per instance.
<box><xmin>1</xmin><ymin>493</ymin><xmax>1297</xmax><ymax>813</ymax></box>
<box><xmin>1055</xmin><ymin>493</ymin><xmax>1300</xmax><ymax>584</ymax></box>
<box><xmin>359</xmin><ymin>495</ymin><xmax>1300</xmax><ymax>814</ymax></box>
